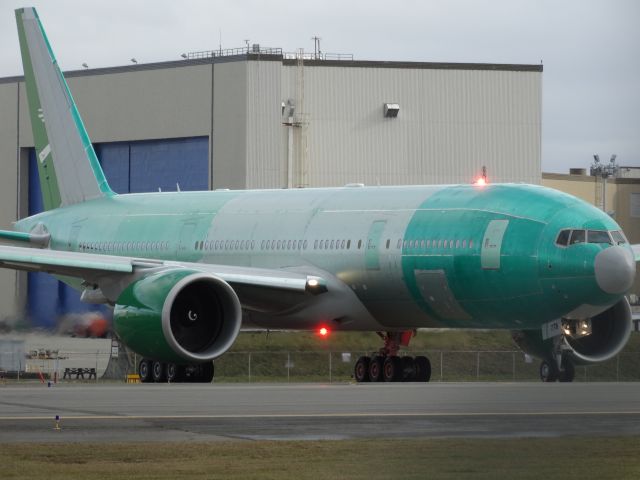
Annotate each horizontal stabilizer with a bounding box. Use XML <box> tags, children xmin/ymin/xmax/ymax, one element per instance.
<box><xmin>0</xmin><ymin>229</ymin><xmax>50</xmax><ymax>247</ymax></box>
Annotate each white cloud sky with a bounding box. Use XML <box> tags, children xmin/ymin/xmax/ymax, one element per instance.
<box><xmin>0</xmin><ymin>0</ymin><xmax>638</xmax><ymax>173</ymax></box>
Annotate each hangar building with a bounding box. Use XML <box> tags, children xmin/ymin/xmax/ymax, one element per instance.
<box><xmin>0</xmin><ymin>48</ymin><xmax>618</xmax><ymax>328</ymax></box>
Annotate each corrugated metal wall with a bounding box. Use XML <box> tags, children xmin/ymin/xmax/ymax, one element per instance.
<box><xmin>246</xmin><ymin>61</ymin><xmax>284</xmax><ymax>189</ymax></box>
<box><xmin>27</xmin><ymin>137</ymin><xmax>208</xmax><ymax>328</ymax></box>
<box><xmin>278</xmin><ymin>64</ymin><xmax>541</xmax><ymax>187</ymax></box>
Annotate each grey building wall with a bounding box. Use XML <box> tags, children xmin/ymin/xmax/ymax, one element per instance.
<box><xmin>0</xmin><ymin>55</ymin><xmax>542</xmax><ymax>322</ymax></box>
<box><xmin>279</xmin><ymin>62</ymin><xmax>542</xmax><ymax>187</ymax></box>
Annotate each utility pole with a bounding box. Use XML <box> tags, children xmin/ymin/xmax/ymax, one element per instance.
<box><xmin>590</xmin><ymin>154</ymin><xmax>618</xmax><ymax>214</ymax></box>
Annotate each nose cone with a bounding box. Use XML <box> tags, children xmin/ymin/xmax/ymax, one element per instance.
<box><xmin>594</xmin><ymin>246</ymin><xmax>636</xmax><ymax>294</ymax></box>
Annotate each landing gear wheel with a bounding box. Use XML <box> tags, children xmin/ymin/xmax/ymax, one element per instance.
<box><xmin>138</xmin><ymin>359</ymin><xmax>152</xmax><ymax>383</ymax></box>
<box><xmin>151</xmin><ymin>361</ymin><xmax>167</xmax><ymax>382</ymax></box>
<box><xmin>383</xmin><ymin>356</ymin><xmax>402</xmax><ymax>382</ymax></box>
<box><xmin>540</xmin><ymin>360</ymin><xmax>559</xmax><ymax>382</ymax></box>
<box><xmin>197</xmin><ymin>362</ymin><xmax>214</xmax><ymax>383</ymax></box>
<box><xmin>558</xmin><ymin>359</ymin><xmax>575</xmax><ymax>383</ymax></box>
<box><xmin>401</xmin><ymin>356</ymin><xmax>416</xmax><ymax>381</ymax></box>
<box><xmin>354</xmin><ymin>356</ymin><xmax>371</xmax><ymax>382</ymax></box>
<box><xmin>167</xmin><ymin>363</ymin><xmax>183</xmax><ymax>383</ymax></box>
<box><xmin>415</xmin><ymin>356</ymin><xmax>431</xmax><ymax>382</ymax></box>
<box><xmin>369</xmin><ymin>356</ymin><xmax>384</xmax><ymax>382</ymax></box>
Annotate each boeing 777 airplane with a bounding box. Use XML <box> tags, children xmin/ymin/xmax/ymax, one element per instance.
<box><xmin>2</xmin><ymin>7</ymin><xmax>637</xmax><ymax>383</ymax></box>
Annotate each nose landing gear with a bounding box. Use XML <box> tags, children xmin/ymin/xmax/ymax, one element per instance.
<box><xmin>354</xmin><ymin>331</ymin><xmax>431</xmax><ymax>383</ymax></box>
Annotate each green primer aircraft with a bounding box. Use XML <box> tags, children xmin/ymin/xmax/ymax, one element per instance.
<box><xmin>2</xmin><ymin>7</ymin><xmax>638</xmax><ymax>383</ymax></box>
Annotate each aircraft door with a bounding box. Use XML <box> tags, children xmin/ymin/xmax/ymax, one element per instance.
<box><xmin>481</xmin><ymin>219</ymin><xmax>509</xmax><ymax>270</ymax></box>
<box><xmin>177</xmin><ymin>221</ymin><xmax>198</xmax><ymax>261</ymax></box>
<box><xmin>365</xmin><ymin>220</ymin><xmax>386</xmax><ymax>270</ymax></box>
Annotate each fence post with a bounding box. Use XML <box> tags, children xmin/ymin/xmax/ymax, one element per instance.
<box><xmin>95</xmin><ymin>350</ymin><xmax>99</xmax><ymax>383</ymax></box>
<box><xmin>476</xmin><ymin>352</ymin><xmax>480</xmax><ymax>380</ymax></box>
<box><xmin>616</xmin><ymin>355</ymin><xmax>620</xmax><ymax>381</ymax></box>
<box><xmin>512</xmin><ymin>352</ymin><xmax>516</xmax><ymax>381</ymax></box>
<box><xmin>248</xmin><ymin>352</ymin><xmax>252</xmax><ymax>382</ymax></box>
<box><xmin>329</xmin><ymin>352</ymin><xmax>332</xmax><ymax>383</ymax></box>
<box><xmin>440</xmin><ymin>351</ymin><xmax>443</xmax><ymax>381</ymax></box>
<box><xmin>287</xmin><ymin>352</ymin><xmax>290</xmax><ymax>382</ymax></box>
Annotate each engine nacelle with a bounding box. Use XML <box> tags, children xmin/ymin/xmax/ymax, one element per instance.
<box><xmin>512</xmin><ymin>297</ymin><xmax>632</xmax><ymax>366</ymax></box>
<box><xmin>113</xmin><ymin>269</ymin><xmax>242</xmax><ymax>363</ymax></box>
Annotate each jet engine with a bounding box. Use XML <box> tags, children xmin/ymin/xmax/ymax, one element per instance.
<box><xmin>511</xmin><ymin>297</ymin><xmax>632</xmax><ymax>365</ymax></box>
<box><xmin>113</xmin><ymin>269</ymin><xmax>242</xmax><ymax>363</ymax></box>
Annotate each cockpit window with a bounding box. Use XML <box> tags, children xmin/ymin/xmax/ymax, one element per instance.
<box><xmin>569</xmin><ymin>230</ymin><xmax>586</xmax><ymax>245</ymax></box>
<box><xmin>611</xmin><ymin>230</ymin><xmax>627</xmax><ymax>245</ymax></box>
<box><xmin>556</xmin><ymin>229</ymin><xmax>570</xmax><ymax>246</ymax></box>
<box><xmin>587</xmin><ymin>230</ymin><xmax>612</xmax><ymax>244</ymax></box>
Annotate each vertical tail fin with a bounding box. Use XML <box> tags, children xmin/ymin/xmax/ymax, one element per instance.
<box><xmin>15</xmin><ymin>7</ymin><xmax>113</xmax><ymax>210</ymax></box>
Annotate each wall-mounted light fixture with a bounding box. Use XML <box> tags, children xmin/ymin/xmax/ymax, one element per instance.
<box><xmin>383</xmin><ymin>103</ymin><xmax>399</xmax><ymax>118</ymax></box>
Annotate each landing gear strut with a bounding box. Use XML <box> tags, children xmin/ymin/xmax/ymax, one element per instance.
<box><xmin>354</xmin><ymin>331</ymin><xmax>431</xmax><ymax>383</ymax></box>
<box><xmin>138</xmin><ymin>359</ymin><xmax>214</xmax><ymax>383</ymax></box>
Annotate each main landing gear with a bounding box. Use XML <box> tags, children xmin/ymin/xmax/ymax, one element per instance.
<box><xmin>354</xmin><ymin>331</ymin><xmax>431</xmax><ymax>383</ymax></box>
<box><xmin>539</xmin><ymin>357</ymin><xmax>575</xmax><ymax>383</ymax></box>
<box><xmin>138</xmin><ymin>359</ymin><xmax>214</xmax><ymax>383</ymax></box>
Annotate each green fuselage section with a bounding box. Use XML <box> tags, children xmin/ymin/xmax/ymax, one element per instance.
<box><xmin>16</xmin><ymin>183</ymin><xmax>625</xmax><ymax>331</ymax></box>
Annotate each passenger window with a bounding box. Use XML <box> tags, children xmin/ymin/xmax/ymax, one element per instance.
<box><xmin>587</xmin><ymin>230</ymin><xmax>611</xmax><ymax>244</ymax></box>
<box><xmin>556</xmin><ymin>230</ymin><xmax>570</xmax><ymax>246</ymax></box>
<box><xmin>569</xmin><ymin>230</ymin><xmax>586</xmax><ymax>245</ymax></box>
<box><xmin>358</xmin><ymin>240</ymin><xmax>362</xmax><ymax>249</ymax></box>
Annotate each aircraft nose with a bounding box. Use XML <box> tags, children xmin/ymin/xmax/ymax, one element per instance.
<box><xmin>594</xmin><ymin>245</ymin><xmax>636</xmax><ymax>294</ymax></box>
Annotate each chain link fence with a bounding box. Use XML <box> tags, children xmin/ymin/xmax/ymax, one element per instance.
<box><xmin>3</xmin><ymin>350</ymin><xmax>639</xmax><ymax>383</ymax></box>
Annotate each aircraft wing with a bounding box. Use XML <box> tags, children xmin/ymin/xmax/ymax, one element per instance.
<box><xmin>0</xmin><ymin>244</ymin><xmax>329</xmax><ymax>312</ymax></box>
<box><xmin>632</xmin><ymin>244</ymin><xmax>640</xmax><ymax>262</ymax></box>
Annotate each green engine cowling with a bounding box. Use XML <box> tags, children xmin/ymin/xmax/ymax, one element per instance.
<box><xmin>511</xmin><ymin>297</ymin><xmax>632</xmax><ymax>366</ymax></box>
<box><xmin>113</xmin><ymin>268</ymin><xmax>242</xmax><ymax>363</ymax></box>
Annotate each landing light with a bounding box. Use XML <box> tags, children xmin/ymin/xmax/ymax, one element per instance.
<box><xmin>318</xmin><ymin>327</ymin><xmax>329</xmax><ymax>337</ymax></box>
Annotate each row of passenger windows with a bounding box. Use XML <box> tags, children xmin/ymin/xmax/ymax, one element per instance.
<box><xmin>78</xmin><ymin>237</ymin><xmax>479</xmax><ymax>254</ymax></box>
<box><xmin>555</xmin><ymin>229</ymin><xmax>627</xmax><ymax>247</ymax></box>
<box><xmin>194</xmin><ymin>237</ymin><xmax>476</xmax><ymax>252</ymax></box>
<box><xmin>79</xmin><ymin>241</ymin><xmax>170</xmax><ymax>253</ymax></box>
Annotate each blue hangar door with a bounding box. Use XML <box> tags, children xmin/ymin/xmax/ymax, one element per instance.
<box><xmin>27</xmin><ymin>136</ymin><xmax>209</xmax><ymax>329</ymax></box>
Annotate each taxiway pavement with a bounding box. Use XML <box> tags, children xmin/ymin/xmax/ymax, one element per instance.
<box><xmin>0</xmin><ymin>382</ymin><xmax>638</xmax><ymax>442</ymax></box>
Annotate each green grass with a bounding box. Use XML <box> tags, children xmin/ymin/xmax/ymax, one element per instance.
<box><xmin>1</xmin><ymin>437</ymin><xmax>639</xmax><ymax>479</ymax></box>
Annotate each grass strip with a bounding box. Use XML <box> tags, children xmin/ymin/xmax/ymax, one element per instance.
<box><xmin>1</xmin><ymin>436</ymin><xmax>639</xmax><ymax>479</ymax></box>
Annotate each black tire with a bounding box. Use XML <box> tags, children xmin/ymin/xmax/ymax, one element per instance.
<box><xmin>415</xmin><ymin>356</ymin><xmax>431</xmax><ymax>382</ymax></box>
<box><xmin>558</xmin><ymin>359</ymin><xmax>575</xmax><ymax>383</ymax></box>
<box><xmin>198</xmin><ymin>362</ymin><xmax>214</xmax><ymax>383</ymax></box>
<box><xmin>138</xmin><ymin>359</ymin><xmax>152</xmax><ymax>383</ymax></box>
<box><xmin>167</xmin><ymin>363</ymin><xmax>183</xmax><ymax>383</ymax></box>
<box><xmin>540</xmin><ymin>360</ymin><xmax>559</xmax><ymax>382</ymax></box>
<box><xmin>151</xmin><ymin>361</ymin><xmax>167</xmax><ymax>383</ymax></box>
<box><xmin>369</xmin><ymin>355</ymin><xmax>384</xmax><ymax>382</ymax></box>
<box><xmin>383</xmin><ymin>356</ymin><xmax>402</xmax><ymax>382</ymax></box>
<box><xmin>354</xmin><ymin>356</ymin><xmax>371</xmax><ymax>382</ymax></box>
<box><xmin>401</xmin><ymin>356</ymin><xmax>416</xmax><ymax>381</ymax></box>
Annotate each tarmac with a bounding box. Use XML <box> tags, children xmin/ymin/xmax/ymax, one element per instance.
<box><xmin>0</xmin><ymin>382</ymin><xmax>638</xmax><ymax>442</ymax></box>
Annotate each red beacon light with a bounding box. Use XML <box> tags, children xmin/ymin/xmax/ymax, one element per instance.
<box><xmin>473</xmin><ymin>166</ymin><xmax>488</xmax><ymax>186</ymax></box>
<box><xmin>318</xmin><ymin>327</ymin><xmax>329</xmax><ymax>337</ymax></box>
<box><xmin>474</xmin><ymin>177</ymin><xmax>487</xmax><ymax>186</ymax></box>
